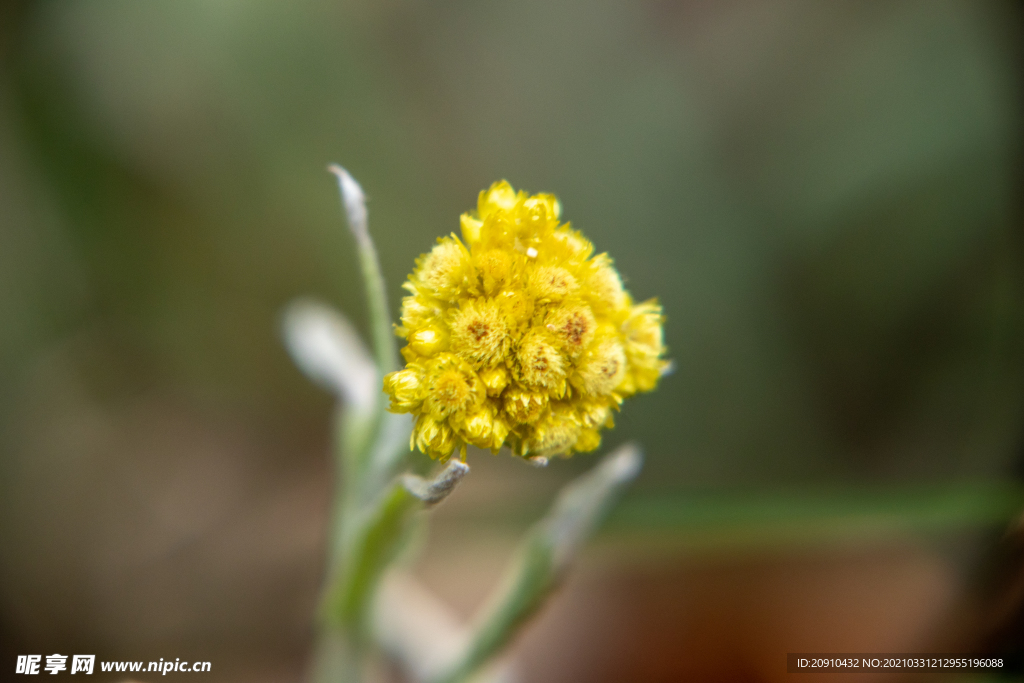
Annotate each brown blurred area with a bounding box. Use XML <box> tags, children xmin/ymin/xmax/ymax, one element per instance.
<box><xmin>2</xmin><ymin>1</ymin><xmax>1024</xmax><ymax>681</ymax></box>
<box><xmin>414</xmin><ymin>459</ymin><xmax>961</xmax><ymax>683</ymax></box>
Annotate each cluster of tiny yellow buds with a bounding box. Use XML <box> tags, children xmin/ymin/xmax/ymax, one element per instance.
<box><xmin>383</xmin><ymin>181</ymin><xmax>668</xmax><ymax>461</ymax></box>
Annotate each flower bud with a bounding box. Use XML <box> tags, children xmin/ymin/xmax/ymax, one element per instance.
<box><xmin>383</xmin><ymin>366</ymin><xmax>425</xmax><ymax>412</ymax></box>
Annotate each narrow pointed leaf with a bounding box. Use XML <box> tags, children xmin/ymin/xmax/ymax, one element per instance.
<box><xmin>328</xmin><ymin>165</ymin><xmax>398</xmax><ymax>377</ymax></box>
<box><xmin>431</xmin><ymin>444</ymin><xmax>642</xmax><ymax>683</ymax></box>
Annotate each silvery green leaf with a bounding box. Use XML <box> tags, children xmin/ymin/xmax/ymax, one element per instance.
<box><xmin>544</xmin><ymin>443</ymin><xmax>642</xmax><ymax>569</ymax></box>
<box><xmin>402</xmin><ymin>459</ymin><xmax>470</xmax><ymax>506</ymax></box>
<box><xmin>282</xmin><ymin>299</ymin><xmax>377</xmax><ymax>413</ymax></box>
<box><xmin>328</xmin><ymin>165</ymin><xmax>398</xmax><ymax>376</ymax></box>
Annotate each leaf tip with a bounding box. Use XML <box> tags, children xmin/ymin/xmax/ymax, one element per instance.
<box><xmin>328</xmin><ymin>163</ymin><xmax>369</xmax><ymax>243</ymax></box>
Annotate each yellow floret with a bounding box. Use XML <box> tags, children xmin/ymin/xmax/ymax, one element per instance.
<box><xmin>448</xmin><ymin>297</ymin><xmax>510</xmax><ymax>368</ymax></box>
<box><xmin>502</xmin><ymin>386</ymin><xmax>548</xmax><ymax>424</ymax></box>
<box><xmin>383</xmin><ymin>364</ymin><xmax>425</xmax><ymax>412</ymax></box>
<box><xmin>513</xmin><ymin>330</ymin><xmax>567</xmax><ymax>393</ymax></box>
<box><xmin>524</xmin><ymin>402</ymin><xmax>582</xmax><ymax>457</ymax></box>
<box><xmin>475</xmin><ymin>249</ymin><xmax>512</xmax><ymax>294</ymax></box>
<box><xmin>413</xmin><ymin>415</ymin><xmax>456</xmax><ymax>459</ymax></box>
<box><xmin>422</xmin><ymin>353</ymin><xmax>483</xmax><ymax>420</ymax></box>
<box><xmin>571</xmin><ymin>333</ymin><xmax>627</xmax><ymax>397</ymax></box>
<box><xmin>414</xmin><ymin>237</ymin><xmax>471</xmax><ymax>300</ymax></box>
<box><xmin>479</xmin><ymin>365</ymin><xmax>509</xmax><ymax>397</ymax></box>
<box><xmin>383</xmin><ymin>181</ymin><xmax>667</xmax><ymax>460</ymax></box>
<box><xmin>544</xmin><ymin>304</ymin><xmax>596</xmax><ymax>359</ymax></box>
<box><xmin>621</xmin><ymin>300</ymin><xmax>670</xmax><ymax>396</ymax></box>
<box><xmin>528</xmin><ymin>265</ymin><xmax>578</xmax><ymax>303</ymax></box>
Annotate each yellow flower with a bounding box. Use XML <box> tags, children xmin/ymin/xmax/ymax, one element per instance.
<box><xmin>384</xmin><ymin>181</ymin><xmax>668</xmax><ymax>460</ymax></box>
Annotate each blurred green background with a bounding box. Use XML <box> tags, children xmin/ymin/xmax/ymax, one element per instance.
<box><xmin>1</xmin><ymin>1</ymin><xmax>1023</xmax><ymax>682</ymax></box>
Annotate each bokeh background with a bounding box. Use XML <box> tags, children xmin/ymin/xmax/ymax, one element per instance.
<box><xmin>1</xmin><ymin>0</ymin><xmax>1023</xmax><ymax>681</ymax></box>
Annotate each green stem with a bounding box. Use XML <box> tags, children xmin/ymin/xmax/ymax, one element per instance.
<box><xmin>325</xmin><ymin>482</ymin><xmax>422</xmax><ymax>634</ymax></box>
<box><xmin>328</xmin><ymin>165</ymin><xmax>398</xmax><ymax>377</ymax></box>
<box><xmin>311</xmin><ymin>167</ymin><xmax>412</xmax><ymax>683</ymax></box>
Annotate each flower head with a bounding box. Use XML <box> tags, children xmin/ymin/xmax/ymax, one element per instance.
<box><xmin>384</xmin><ymin>181</ymin><xmax>668</xmax><ymax>460</ymax></box>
